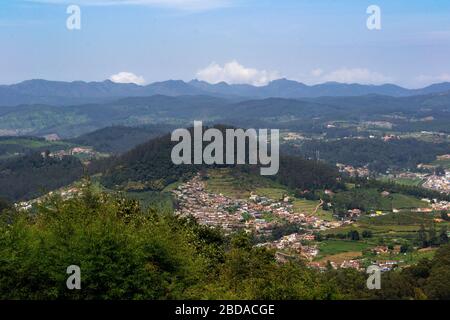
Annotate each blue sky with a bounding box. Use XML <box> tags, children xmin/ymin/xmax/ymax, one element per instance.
<box><xmin>1</xmin><ymin>0</ymin><xmax>450</xmax><ymax>87</ymax></box>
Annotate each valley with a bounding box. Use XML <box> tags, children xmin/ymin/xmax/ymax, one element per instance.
<box><xmin>3</xmin><ymin>0</ymin><xmax>450</xmax><ymax>304</ymax></box>
<box><xmin>1</xmin><ymin>81</ymin><xmax>449</xmax><ymax>300</ymax></box>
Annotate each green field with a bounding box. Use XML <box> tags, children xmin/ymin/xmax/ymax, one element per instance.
<box><xmin>396</xmin><ymin>177</ymin><xmax>423</xmax><ymax>187</ymax></box>
<box><xmin>359</xmin><ymin>211</ymin><xmax>437</xmax><ymax>226</ymax></box>
<box><xmin>321</xmin><ymin>211</ymin><xmax>450</xmax><ymax>245</ymax></box>
<box><xmin>254</xmin><ymin>187</ymin><xmax>286</xmax><ymax>200</ymax></box>
<box><xmin>0</xmin><ymin>137</ymin><xmax>80</xmax><ymax>160</ymax></box>
<box><xmin>0</xmin><ymin>138</ymin><xmax>58</xmax><ymax>148</ymax></box>
<box><xmin>292</xmin><ymin>199</ymin><xmax>334</xmax><ymax>221</ymax></box>
<box><xmin>317</xmin><ymin>240</ymin><xmax>371</xmax><ymax>257</ymax></box>
<box><xmin>126</xmin><ymin>190</ymin><xmax>174</xmax><ymax>211</ymax></box>
<box><xmin>162</xmin><ymin>180</ymin><xmax>183</xmax><ymax>192</ymax></box>
<box><xmin>390</xmin><ymin>193</ymin><xmax>429</xmax><ymax>209</ymax></box>
<box><xmin>334</xmin><ymin>187</ymin><xmax>429</xmax><ymax>212</ymax></box>
<box><xmin>379</xmin><ymin>175</ymin><xmax>425</xmax><ymax>187</ymax></box>
<box><xmin>323</xmin><ymin>223</ymin><xmax>424</xmax><ymax>239</ymax></box>
<box><xmin>205</xmin><ymin>168</ymin><xmax>283</xmax><ymax>199</ymax></box>
<box><xmin>433</xmin><ymin>159</ymin><xmax>450</xmax><ymax>169</ymax></box>
<box><xmin>375</xmin><ymin>248</ymin><xmax>437</xmax><ymax>265</ymax></box>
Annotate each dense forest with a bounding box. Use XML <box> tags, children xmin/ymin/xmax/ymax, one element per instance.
<box><xmin>69</xmin><ymin>125</ymin><xmax>172</xmax><ymax>154</ymax></box>
<box><xmin>0</xmin><ymin>152</ymin><xmax>84</xmax><ymax>201</ymax></box>
<box><xmin>99</xmin><ymin>128</ymin><xmax>341</xmax><ymax>192</ymax></box>
<box><xmin>0</xmin><ymin>187</ymin><xmax>448</xmax><ymax>300</ymax></box>
<box><xmin>0</xmin><ymin>128</ymin><xmax>342</xmax><ymax>202</ymax></box>
<box><xmin>100</xmin><ymin>134</ymin><xmax>200</xmax><ymax>190</ymax></box>
<box><xmin>274</xmin><ymin>155</ymin><xmax>341</xmax><ymax>191</ymax></box>
<box><xmin>296</xmin><ymin>138</ymin><xmax>450</xmax><ymax>172</ymax></box>
<box><xmin>2</xmin><ymin>90</ymin><xmax>450</xmax><ymax>138</ymax></box>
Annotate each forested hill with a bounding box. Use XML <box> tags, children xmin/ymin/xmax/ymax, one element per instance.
<box><xmin>2</xmin><ymin>90</ymin><xmax>450</xmax><ymax>138</ymax></box>
<box><xmin>294</xmin><ymin>138</ymin><xmax>450</xmax><ymax>172</ymax></box>
<box><xmin>69</xmin><ymin>125</ymin><xmax>173</xmax><ymax>154</ymax></box>
<box><xmin>0</xmin><ymin>152</ymin><xmax>84</xmax><ymax>201</ymax></box>
<box><xmin>0</xmin><ymin>125</ymin><xmax>341</xmax><ymax>202</ymax></box>
<box><xmin>98</xmin><ymin>126</ymin><xmax>341</xmax><ymax>192</ymax></box>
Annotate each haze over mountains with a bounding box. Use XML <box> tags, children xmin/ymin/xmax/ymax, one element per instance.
<box><xmin>0</xmin><ymin>88</ymin><xmax>449</xmax><ymax>139</ymax></box>
<box><xmin>2</xmin><ymin>78</ymin><xmax>450</xmax><ymax>106</ymax></box>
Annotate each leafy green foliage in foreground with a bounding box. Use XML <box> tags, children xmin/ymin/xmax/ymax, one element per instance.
<box><xmin>0</xmin><ymin>187</ymin><xmax>449</xmax><ymax>300</ymax></box>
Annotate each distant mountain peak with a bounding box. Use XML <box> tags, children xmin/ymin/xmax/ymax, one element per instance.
<box><xmin>2</xmin><ymin>78</ymin><xmax>450</xmax><ymax>107</ymax></box>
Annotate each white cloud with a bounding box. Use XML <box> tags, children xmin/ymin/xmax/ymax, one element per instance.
<box><xmin>414</xmin><ymin>73</ymin><xmax>450</xmax><ymax>86</ymax></box>
<box><xmin>109</xmin><ymin>72</ymin><xmax>145</xmax><ymax>85</ymax></box>
<box><xmin>28</xmin><ymin>0</ymin><xmax>231</xmax><ymax>11</ymax></box>
<box><xmin>321</xmin><ymin>68</ymin><xmax>392</xmax><ymax>84</ymax></box>
<box><xmin>310</xmin><ymin>68</ymin><xmax>323</xmax><ymax>77</ymax></box>
<box><xmin>196</xmin><ymin>60</ymin><xmax>280</xmax><ymax>86</ymax></box>
<box><xmin>309</xmin><ymin>67</ymin><xmax>392</xmax><ymax>85</ymax></box>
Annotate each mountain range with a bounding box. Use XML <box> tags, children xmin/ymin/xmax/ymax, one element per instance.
<box><xmin>1</xmin><ymin>89</ymin><xmax>449</xmax><ymax>139</ymax></box>
<box><xmin>2</xmin><ymin>78</ymin><xmax>450</xmax><ymax>106</ymax></box>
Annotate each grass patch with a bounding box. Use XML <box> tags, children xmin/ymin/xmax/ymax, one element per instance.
<box><xmin>316</xmin><ymin>251</ymin><xmax>363</xmax><ymax>265</ymax></box>
<box><xmin>162</xmin><ymin>180</ymin><xmax>182</xmax><ymax>192</ymax></box>
<box><xmin>0</xmin><ymin>137</ymin><xmax>76</xmax><ymax>159</ymax></box>
<box><xmin>292</xmin><ymin>199</ymin><xmax>335</xmax><ymax>221</ymax></box>
<box><xmin>375</xmin><ymin>247</ymin><xmax>437</xmax><ymax>265</ymax></box>
<box><xmin>255</xmin><ymin>187</ymin><xmax>287</xmax><ymax>200</ymax></box>
<box><xmin>317</xmin><ymin>240</ymin><xmax>371</xmax><ymax>258</ymax></box>
<box><xmin>126</xmin><ymin>190</ymin><xmax>174</xmax><ymax>211</ymax></box>
<box><xmin>206</xmin><ymin>168</ymin><xmax>283</xmax><ymax>199</ymax></box>
<box><xmin>391</xmin><ymin>194</ymin><xmax>428</xmax><ymax>209</ymax></box>
<box><xmin>359</xmin><ymin>212</ymin><xmax>436</xmax><ymax>226</ymax></box>
<box><xmin>379</xmin><ymin>176</ymin><xmax>424</xmax><ymax>187</ymax></box>
<box><xmin>433</xmin><ymin>159</ymin><xmax>450</xmax><ymax>169</ymax></box>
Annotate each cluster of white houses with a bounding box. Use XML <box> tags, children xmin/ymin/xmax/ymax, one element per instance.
<box><xmin>15</xmin><ymin>186</ymin><xmax>83</xmax><ymax>211</ymax></box>
<box><xmin>423</xmin><ymin>171</ymin><xmax>450</xmax><ymax>194</ymax></box>
<box><xmin>172</xmin><ymin>174</ymin><xmax>352</xmax><ymax>262</ymax></box>
<box><xmin>172</xmin><ymin>175</ymin><xmax>347</xmax><ymax>234</ymax></box>
<box><xmin>256</xmin><ymin>233</ymin><xmax>319</xmax><ymax>261</ymax></box>
<box><xmin>336</xmin><ymin>163</ymin><xmax>370</xmax><ymax>177</ymax></box>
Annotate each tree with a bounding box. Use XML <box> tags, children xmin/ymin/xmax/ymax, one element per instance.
<box><xmin>423</xmin><ymin>245</ymin><xmax>450</xmax><ymax>299</ymax></box>
<box><xmin>348</xmin><ymin>230</ymin><xmax>360</xmax><ymax>241</ymax></box>
<box><xmin>429</xmin><ymin>223</ymin><xmax>438</xmax><ymax>247</ymax></box>
<box><xmin>0</xmin><ymin>189</ymin><xmax>207</xmax><ymax>299</ymax></box>
<box><xmin>418</xmin><ymin>224</ymin><xmax>428</xmax><ymax>248</ymax></box>
<box><xmin>0</xmin><ymin>198</ymin><xmax>10</xmax><ymax>213</ymax></box>
<box><xmin>439</xmin><ymin>226</ymin><xmax>449</xmax><ymax>245</ymax></box>
<box><xmin>400</xmin><ymin>243</ymin><xmax>411</xmax><ymax>253</ymax></box>
<box><xmin>362</xmin><ymin>230</ymin><xmax>373</xmax><ymax>238</ymax></box>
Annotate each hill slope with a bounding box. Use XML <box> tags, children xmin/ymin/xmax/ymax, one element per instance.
<box><xmin>98</xmin><ymin>127</ymin><xmax>341</xmax><ymax>192</ymax></box>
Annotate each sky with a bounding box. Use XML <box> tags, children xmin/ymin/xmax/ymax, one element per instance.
<box><xmin>1</xmin><ymin>0</ymin><xmax>450</xmax><ymax>88</ymax></box>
